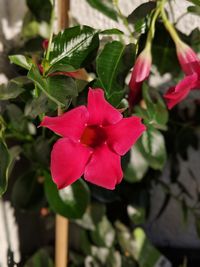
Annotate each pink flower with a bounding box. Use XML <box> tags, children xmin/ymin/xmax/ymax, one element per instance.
<box><xmin>41</xmin><ymin>88</ymin><xmax>146</xmax><ymax>190</ymax></box>
<box><xmin>164</xmin><ymin>41</ymin><xmax>200</xmax><ymax>109</ymax></box>
<box><xmin>128</xmin><ymin>47</ymin><xmax>152</xmax><ymax>108</ymax></box>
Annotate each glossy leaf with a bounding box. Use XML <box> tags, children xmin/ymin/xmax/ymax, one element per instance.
<box><xmin>25</xmin><ymin>93</ymin><xmax>50</xmax><ymax>118</ymax></box>
<box><xmin>28</xmin><ymin>65</ymin><xmax>64</xmax><ymax>106</ymax></box>
<box><xmin>124</xmin><ymin>143</ymin><xmax>148</xmax><ymax>183</ymax></box>
<box><xmin>188</xmin><ymin>5</ymin><xmax>200</xmax><ymax>16</ymax></box>
<box><xmin>138</xmin><ymin>128</ymin><xmax>167</xmax><ymax>170</ymax></box>
<box><xmin>186</xmin><ymin>0</ymin><xmax>200</xmax><ymax>5</ymax></box>
<box><xmin>76</xmin><ymin>202</ymin><xmax>106</xmax><ymax>230</ymax></box>
<box><xmin>0</xmin><ymin>81</ymin><xmax>24</xmax><ymax>100</ymax></box>
<box><xmin>143</xmin><ymin>84</ymin><xmax>168</xmax><ymax>128</ymax></box>
<box><xmin>24</xmin><ymin>249</ymin><xmax>53</xmax><ymax>267</ymax></box>
<box><xmin>189</xmin><ymin>28</ymin><xmax>200</xmax><ymax>52</ymax></box>
<box><xmin>128</xmin><ymin>2</ymin><xmax>156</xmax><ymax>24</ymax></box>
<box><xmin>90</xmin><ymin>216</ymin><xmax>115</xmax><ymax>247</ymax></box>
<box><xmin>49</xmin><ymin>26</ymin><xmax>99</xmax><ymax>69</ymax></box>
<box><xmin>96</xmin><ymin>41</ymin><xmax>135</xmax><ymax>105</ymax></box>
<box><xmin>86</xmin><ymin>0</ymin><xmax>118</xmax><ymax>21</ymax></box>
<box><xmin>0</xmin><ymin>141</ymin><xmax>10</xmax><ymax>196</ymax></box>
<box><xmin>127</xmin><ymin>205</ymin><xmax>146</xmax><ymax>225</ymax></box>
<box><xmin>133</xmin><ymin>228</ymin><xmax>168</xmax><ymax>267</ymax></box>
<box><xmin>9</xmin><ymin>55</ymin><xmax>32</xmax><ymax>70</ymax></box>
<box><xmin>47</xmin><ymin>75</ymin><xmax>78</xmax><ymax>102</ymax></box>
<box><xmin>100</xmin><ymin>29</ymin><xmax>123</xmax><ymax>35</ymax></box>
<box><xmin>12</xmin><ymin>171</ymin><xmax>44</xmax><ymax>210</ymax></box>
<box><xmin>152</xmin><ymin>23</ymin><xmax>180</xmax><ymax>75</ymax></box>
<box><xmin>44</xmin><ymin>172</ymin><xmax>90</xmax><ymax>219</ymax></box>
<box><xmin>26</xmin><ymin>0</ymin><xmax>52</xmax><ymax>22</ymax></box>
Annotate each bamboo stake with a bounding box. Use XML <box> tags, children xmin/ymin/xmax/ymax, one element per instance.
<box><xmin>55</xmin><ymin>1</ymin><xmax>70</xmax><ymax>267</ymax></box>
<box><xmin>55</xmin><ymin>215</ymin><xmax>69</xmax><ymax>267</ymax></box>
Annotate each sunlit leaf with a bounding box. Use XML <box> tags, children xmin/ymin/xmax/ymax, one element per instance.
<box><xmin>49</xmin><ymin>26</ymin><xmax>99</xmax><ymax>69</ymax></box>
<box><xmin>9</xmin><ymin>55</ymin><xmax>32</xmax><ymax>70</ymax></box>
<box><xmin>138</xmin><ymin>128</ymin><xmax>167</xmax><ymax>170</ymax></box>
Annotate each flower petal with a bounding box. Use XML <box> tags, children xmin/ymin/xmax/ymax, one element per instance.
<box><xmin>164</xmin><ymin>73</ymin><xmax>198</xmax><ymax>109</ymax></box>
<box><xmin>177</xmin><ymin>43</ymin><xmax>200</xmax><ymax>75</ymax></box>
<box><xmin>128</xmin><ymin>81</ymin><xmax>143</xmax><ymax>107</ymax></box>
<box><xmin>51</xmin><ymin>138</ymin><xmax>92</xmax><ymax>189</ymax></box>
<box><xmin>40</xmin><ymin>106</ymin><xmax>89</xmax><ymax>141</ymax></box>
<box><xmin>105</xmin><ymin>116</ymin><xmax>146</xmax><ymax>155</ymax></box>
<box><xmin>130</xmin><ymin>49</ymin><xmax>151</xmax><ymax>83</ymax></box>
<box><xmin>87</xmin><ymin>88</ymin><xmax>122</xmax><ymax>126</ymax></box>
<box><xmin>84</xmin><ymin>144</ymin><xmax>123</xmax><ymax>190</ymax></box>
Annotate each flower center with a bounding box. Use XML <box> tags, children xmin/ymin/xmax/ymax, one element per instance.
<box><xmin>80</xmin><ymin>125</ymin><xmax>107</xmax><ymax>148</ymax></box>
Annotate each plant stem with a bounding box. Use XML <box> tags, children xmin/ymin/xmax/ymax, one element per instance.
<box><xmin>46</xmin><ymin>1</ymin><xmax>55</xmax><ymax>61</ymax></box>
<box><xmin>112</xmin><ymin>0</ymin><xmax>134</xmax><ymax>42</ymax></box>
<box><xmin>160</xmin><ymin>0</ymin><xmax>181</xmax><ymax>44</ymax></box>
<box><xmin>145</xmin><ymin>0</ymin><xmax>166</xmax><ymax>49</ymax></box>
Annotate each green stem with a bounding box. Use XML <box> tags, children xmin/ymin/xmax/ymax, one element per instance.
<box><xmin>46</xmin><ymin>1</ymin><xmax>55</xmax><ymax>61</ymax></box>
<box><xmin>160</xmin><ymin>1</ymin><xmax>181</xmax><ymax>44</ymax></box>
<box><xmin>145</xmin><ymin>0</ymin><xmax>166</xmax><ymax>49</ymax></box>
<box><xmin>112</xmin><ymin>0</ymin><xmax>134</xmax><ymax>42</ymax></box>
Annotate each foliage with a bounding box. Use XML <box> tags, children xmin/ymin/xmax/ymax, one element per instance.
<box><xmin>1</xmin><ymin>0</ymin><xmax>200</xmax><ymax>266</ymax></box>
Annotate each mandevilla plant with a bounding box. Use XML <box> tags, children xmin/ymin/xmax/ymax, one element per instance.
<box><xmin>1</xmin><ymin>0</ymin><xmax>200</xmax><ymax>266</ymax></box>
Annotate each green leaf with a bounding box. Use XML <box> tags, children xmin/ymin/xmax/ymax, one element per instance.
<box><xmin>47</xmin><ymin>75</ymin><xmax>78</xmax><ymax>103</ymax></box>
<box><xmin>44</xmin><ymin>172</ymin><xmax>90</xmax><ymax>219</ymax></box>
<box><xmin>9</xmin><ymin>55</ymin><xmax>32</xmax><ymax>70</ymax></box>
<box><xmin>49</xmin><ymin>26</ymin><xmax>99</xmax><ymax>69</ymax></box>
<box><xmin>24</xmin><ymin>249</ymin><xmax>53</xmax><ymax>267</ymax></box>
<box><xmin>26</xmin><ymin>0</ymin><xmax>52</xmax><ymax>22</ymax></box>
<box><xmin>90</xmin><ymin>216</ymin><xmax>115</xmax><ymax>247</ymax></box>
<box><xmin>28</xmin><ymin>65</ymin><xmax>65</xmax><ymax>106</ymax></box>
<box><xmin>12</xmin><ymin>171</ymin><xmax>44</xmax><ymax>210</ymax></box>
<box><xmin>138</xmin><ymin>128</ymin><xmax>167</xmax><ymax>170</ymax></box>
<box><xmin>76</xmin><ymin>202</ymin><xmax>106</xmax><ymax>230</ymax></box>
<box><xmin>25</xmin><ymin>93</ymin><xmax>50</xmax><ymax>118</ymax></box>
<box><xmin>142</xmin><ymin>84</ymin><xmax>168</xmax><ymax>128</ymax></box>
<box><xmin>0</xmin><ymin>141</ymin><xmax>10</xmax><ymax>197</ymax></box>
<box><xmin>186</xmin><ymin>0</ymin><xmax>200</xmax><ymax>6</ymax></box>
<box><xmin>86</xmin><ymin>0</ymin><xmax>118</xmax><ymax>21</ymax></box>
<box><xmin>188</xmin><ymin>5</ymin><xmax>200</xmax><ymax>16</ymax></box>
<box><xmin>189</xmin><ymin>28</ymin><xmax>200</xmax><ymax>52</ymax></box>
<box><xmin>0</xmin><ymin>81</ymin><xmax>24</xmax><ymax>100</ymax></box>
<box><xmin>128</xmin><ymin>2</ymin><xmax>156</xmax><ymax>24</ymax></box>
<box><xmin>6</xmin><ymin>104</ymin><xmax>28</xmax><ymax>133</ymax></box>
<box><xmin>124</xmin><ymin>143</ymin><xmax>148</xmax><ymax>183</ymax></box>
<box><xmin>152</xmin><ymin>23</ymin><xmax>180</xmax><ymax>75</ymax></box>
<box><xmin>127</xmin><ymin>205</ymin><xmax>146</xmax><ymax>225</ymax></box>
<box><xmin>133</xmin><ymin>228</ymin><xmax>166</xmax><ymax>267</ymax></box>
<box><xmin>100</xmin><ymin>28</ymin><xmax>123</xmax><ymax>35</ymax></box>
<box><xmin>96</xmin><ymin>41</ymin><xmax>135</xmax><ymax>105</ymax></box>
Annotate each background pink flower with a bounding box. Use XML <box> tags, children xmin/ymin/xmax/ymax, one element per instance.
<box><xmin>41</xmin><ymin>88</ymin><xmax>146</xmax><ymax>190</ymax></box>
<box><xmin>164</xmin><ymin>41</ymin><xmax>200</xmax><ymax>109</ymax></box>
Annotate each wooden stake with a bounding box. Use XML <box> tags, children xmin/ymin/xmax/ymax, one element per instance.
<box><xmin>55</xmin><ymin>215</ymin><xmax>69</xmax><ymax>267</ymax></box>
<box><xmin>55</xmin><ymin>1</ymin><xmax>70</xmax><ymax>267</ymax></box>
<box><xmin>57</xmin><ymin>0</ymin><xmax>70</xmax><ymax>31</ymax></box>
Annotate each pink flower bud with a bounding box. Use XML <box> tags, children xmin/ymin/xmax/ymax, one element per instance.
<box><xmin>176</xmin><ymin>41</ymin><xmax>200</xmax><ymax>77</ymax></box>
<box><xmin>128</xmin><ymin>47</ymin><xmax>152</xmax><ymax>108</ymax></box>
